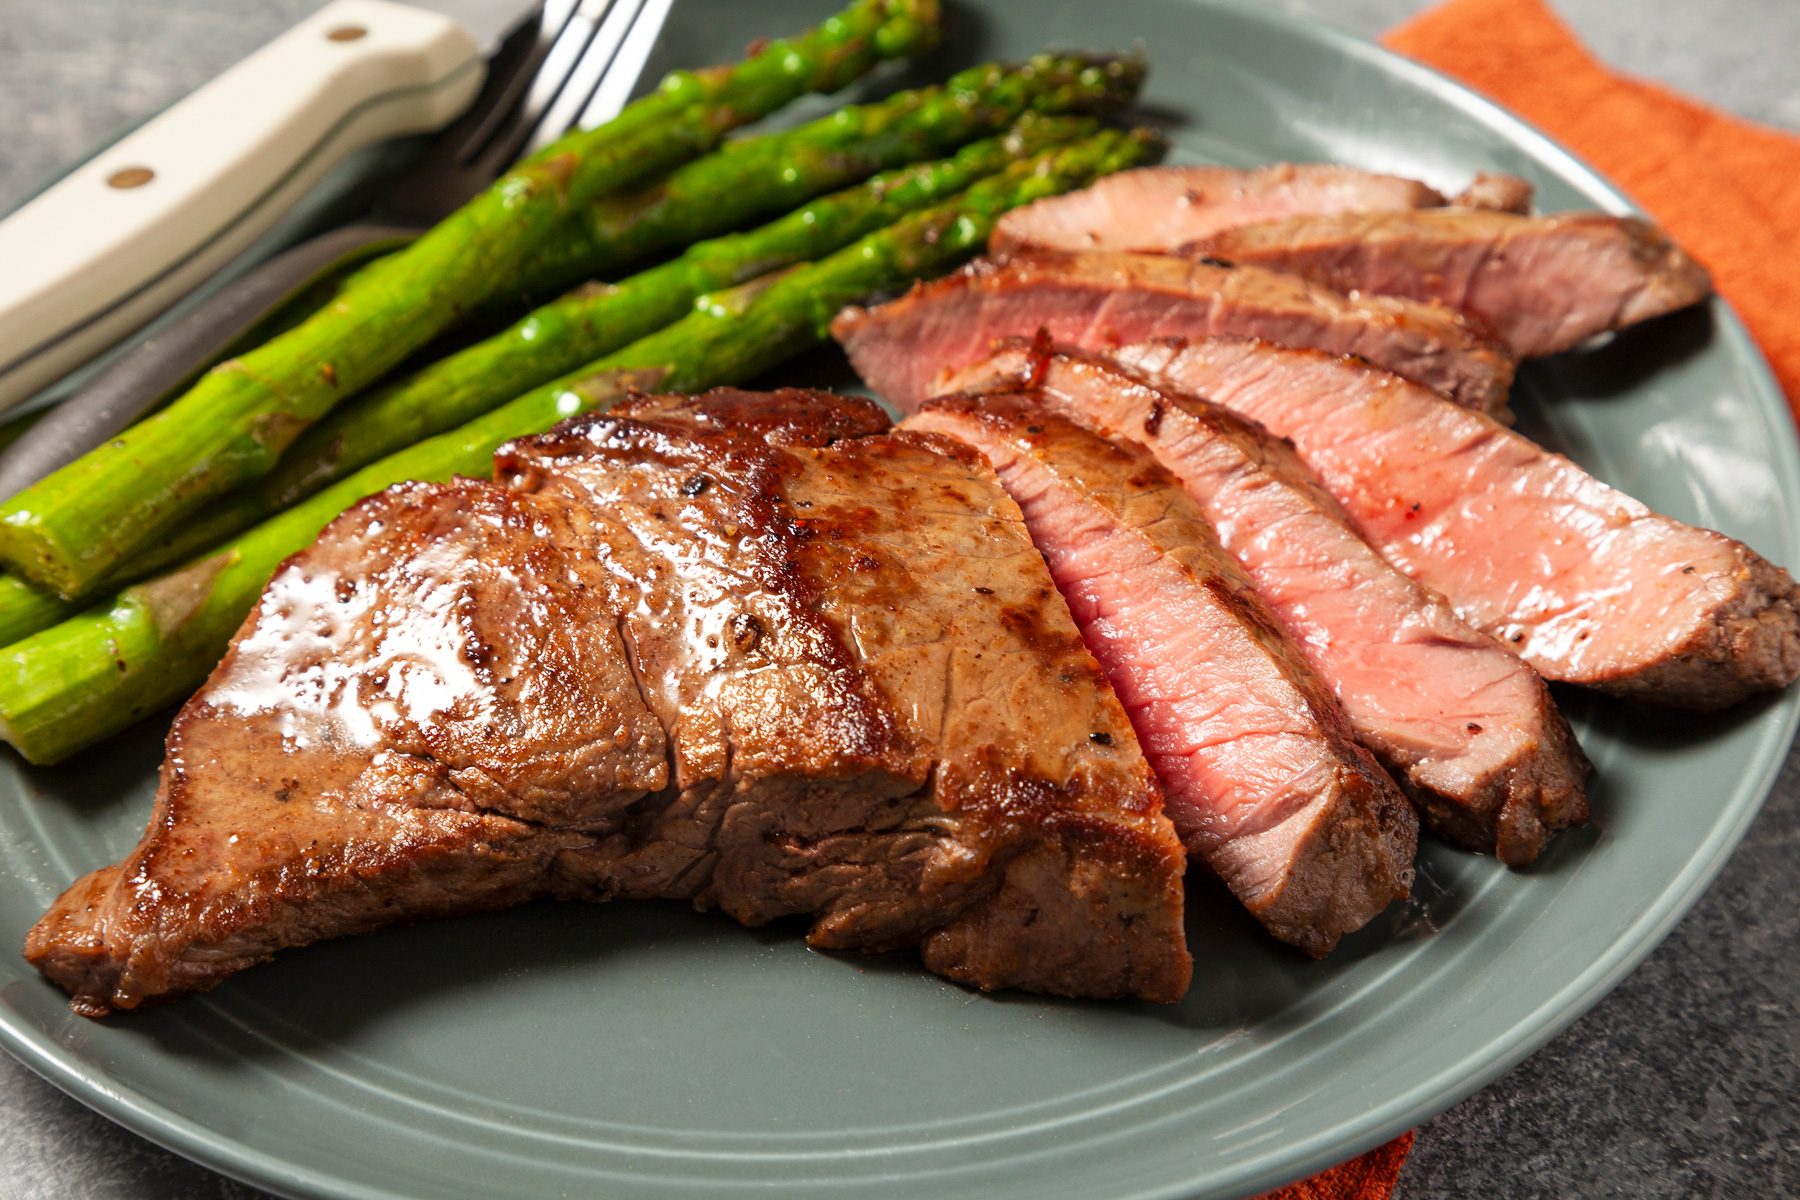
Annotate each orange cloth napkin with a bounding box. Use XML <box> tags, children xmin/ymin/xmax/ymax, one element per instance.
<box><xmin>1259</xmin><ymin>1132</ymin><xmax>1415</xmax><ymax>1200</ymax></box>
<box><xmin>1385</xmin><ymin>0</ymin><xmax>1800</xmax><ymax>418</ymax></box>
<box><xmin>1265</xmin><ymin>4</ymin><xmax>1798</xmax><ymax>1195</ymax></box>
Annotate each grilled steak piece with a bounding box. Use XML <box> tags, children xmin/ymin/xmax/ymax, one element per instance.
<box><xmin>27</xmin><ymin>480</ymin><xmax>640</xmax><ymax>1015</ymax></box>
<box><xmin>27</xmin><ymin>390</ymin><xmax>1192</xmax><ymax>1014</ymax></box>
<box><xmin>831</xmin><ymin>251</ymin><xmax>1515</xmax><ymax>414</ymax></box>
<box><xmin>945</xmin><ymin>344</ymin><xmax>1589</xmax><ymax>865</ymax></box>
<box><xmin>500</xmin><ymin>392</ymin><xmax>1191</xmax><ymax>997</ymax></box>
<box><xmin>991</xmin><ymin>164</ymin><xmax>1537</xmax><ymax>256</ymax></box>
<box><xmin>1107</xmin><ymin>339</ymin><xmax>1800</xmax><ymax>708</ymax></box>
<box><xmin>1453</xmin><ymin>172</ymin><xmax>1534</xmax><ymax>214</ymax></box>
<box><xmin>908</xmin><ymin>395</ymin><xmax>1415</xmax><ymax>955</ymax></box>
<box><xmin>1183</xmin><ymin>209</ymin><xmax>1712</xmax><ymax>357</ymax></box>
<box><xmin>991</xmin><ymin>163</ymin><xmax>1450</xmax><ymax>255</ymax></box>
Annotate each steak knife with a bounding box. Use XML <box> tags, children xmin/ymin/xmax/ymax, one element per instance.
<box><xmin>0</xmin><ymin>0</ymin><xmax>538</xmax><ymax>414</ymax></box>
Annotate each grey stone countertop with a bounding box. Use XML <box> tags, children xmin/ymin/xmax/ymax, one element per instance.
<box><xmin>0</xmin><ymin>1</ymin><xmax>1795</xmax><ymax>1197</ymax></box>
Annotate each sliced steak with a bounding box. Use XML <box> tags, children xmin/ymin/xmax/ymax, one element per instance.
<box><xmin>831</xmin><ymin>250</ymin><xmax>1515</xmax><ymax>414</ymax></box>
<box><xmin>1184</xmin><ymin>209</ymin><xmax>1712</xmax><ymax>357</ymax></box>
<box><xmin>991</xmin><ymin>163</ymin><xmax>1536</xmax><ymax>255</ymax></box>
<box><xmin>946</xmin><ymin>343</ymin><xmax>1589</xmax><ymax>864</ymax></box>
<box><xmin>27</xmin><ymin>390</ymin><xmax>1191</xmax><ymax>1014</ymax></box>
<box><xmin>907</xmin><ymin>395</ymin><xmax>1415</xmax><ymax>955</ymax></box>
<box><xmin>1453</xmin><ymin>172</ymin><xmax>1535</xmax><ymax>214</ymax></box>
<box><xmin>991</xmin><ymin>163</ymin><xmax>1449</xmax><ymax>254</ymax></box>
<box><xmin>1107</xmin><ymin>339</ymin><xmax>1800</xmax><ymax>708</ymax></box>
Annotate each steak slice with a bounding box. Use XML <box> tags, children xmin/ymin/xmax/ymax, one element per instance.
<box><xmin>946</xmin><ymin>343</ymin><xmax>1590</xmax><ymax>865</ymax></box>
<box><xmin>27</xmin><ymin>390</ymin><xmax>1191</xmax><ymax>1014</ymax></box>
<box><xmin>991</xmin><ymin>164</ymin><xmax>1537</xmax><ymax>256</ymax></box>
<box><xmin>991</xmin><ymin>163</ymin><xmax>1450</xmax><ymax>254</ymax></box>
<box><xmin>831</xmin><ymin>250</ymin><xmax>1515</xmax><ymax>414</ymax></box>
<box><xmin>1184</xmin><ymin>209</ymin><xmax>1712</xmax><ymax>357</ymax></box>
<box><xmin>907</xmin><ymin>395</ymin><xmax>1415</xmax><ymax>955</ymax></box>
<box><xmin>26</xmin><ymin>481</ymin><xmax>644</xmax><ymax>1015</ymax></box>
<box><xmin>1453</xmin><ymin>172</ymin><xmax>1535</xmax><ymax>214</ymax></box>
<box><xmin>1107</xmin><ymin>339</ymin><xmax>1800</xmax><ymax>708</ymax></box>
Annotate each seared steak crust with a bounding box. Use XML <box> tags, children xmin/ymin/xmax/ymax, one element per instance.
<box><xmin>1109</xmin><ymin>339</ymin><xmax>1800</xmax><ymax>708</ymax></box>
<box><xmin>909</xmin><ymin>395</ymin><xmax>1416</xmax><ymax>956</ymax></box>
<box><xmin>1630</xmin><ymin>550</ymin><xmax>1800</xmax><ymax>709</ymax></box>
<box><xmin>831</xmin><ymin>250</ymin><xmax>1515</xmax><ymax>414</ymax></box>
<box><xmin>1184</xmin><ymin>209</ymin><xmax>1712</xmax><ymax>357</ymax></box>
<box><xmin>27</xmin><ymin>390</ymin><xmax>1191</xmax><ymax>1014</ymax></box>
<box><xmin>943</xmin><ymin>343</ymin><xmax>1590</xmax><ymax>866</ymax></box>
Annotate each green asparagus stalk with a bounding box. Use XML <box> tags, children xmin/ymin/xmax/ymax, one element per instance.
<box><xmin>494</xmin><ymin>52</ymin><xmax>1147</xmax><ymax>306</ymax></box>
<box><xmin>0</xmin><ymin>115</ymin><xmax>1096</xmax><ymax>650</ymax></box>
<box><xmin>0</xmin><ymin>576</ymin><xmax>62</xmax><ymax>649</ymax></box>
<box><xmin>0</xmin><ymin>0</ymin><xmax>940</xmax><ymax>599</ymax></box>
<box><xmin>0</xmin><ymin>128</ymin><xmax>1162</xmax><ymax>765</ymax></box>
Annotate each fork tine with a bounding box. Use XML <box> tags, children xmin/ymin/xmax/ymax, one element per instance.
<box><xmin>471</xmin><ymin>0</ymin><xmax>617</xmax><ymax>174</ymax></box>
<box><xmin>453</xmin><ymin>0</ymin><xmax>582</xmax><ymax>166</ymax></box>
<box><xmin>523</xmin><ymin>0</ymin><xmax>649</xmax><ymax>156</ymax></box>
<box><xmin>578</xmin><ymin>0</ymin><xmax>676</xmax><ymax>131</ymax></box>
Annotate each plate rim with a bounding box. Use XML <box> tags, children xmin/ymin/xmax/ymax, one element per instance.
<box><xmin>1</xmin><ymin>1</ymin><xmax>1795</xmax><ymax>1197</ymax></box>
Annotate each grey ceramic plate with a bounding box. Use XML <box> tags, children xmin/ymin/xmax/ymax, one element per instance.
<box><xmin>2</xmin><ymin>2</ymin><xmax>1796</xmax><ymax>1198</ymax></box>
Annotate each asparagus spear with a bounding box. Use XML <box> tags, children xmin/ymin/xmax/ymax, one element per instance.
<box><xmin>0</xmin><ymin>0</ymin><xmax>940</xmax><ymax>599</ymax></box>
<box><xmin>0</xmin><ymin>576</ymin><xmax>61</xmax><ymax>649</ymax></box>
<box><xmin>0</xmin><ymin>128</ymin><xmax>1162</xmax><ymax>765</ymax></box>
<box><xmin>0</xmin><ymin>115</ymin><xmax>1097</xmax><ymax>650</ymax></box>
<box><xmin>495</xmin><ymin>52</ymin><xmax>1147</xmax><ymax>306</ymax></box>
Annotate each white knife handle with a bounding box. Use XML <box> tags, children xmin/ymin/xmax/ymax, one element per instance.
<box><xmin>0</xmin><ymin>0</ymin><xmax>484</xmax><ymax>412</ymax></box>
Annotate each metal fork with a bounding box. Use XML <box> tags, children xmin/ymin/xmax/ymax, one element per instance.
<box><xmin>0</xmin><ymin>0</ymin><xmax>677</xmax><ymax>501</ymax></box>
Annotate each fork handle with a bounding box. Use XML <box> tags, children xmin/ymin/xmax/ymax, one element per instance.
<box><xmin>0</xmin><ymin>223</ymin><xmax>418</xmax><ymax>503</ymax></box>
<box><xmin>0</xmin><ymin>0</ymin><xmax>483</xmax><ymax>414</ymax></box>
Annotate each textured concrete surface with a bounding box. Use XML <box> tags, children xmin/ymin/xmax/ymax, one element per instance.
<box><xmin>0</xmin><ymin>0</ymin><xmax>1795</xmax><ymax>1197</ymax></box>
